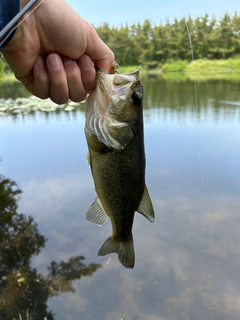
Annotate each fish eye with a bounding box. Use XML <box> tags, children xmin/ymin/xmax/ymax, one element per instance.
<box><xmin>132</xmin><ymin>91</ymin><xmax>142</xmax><ymax>105</ymax></box>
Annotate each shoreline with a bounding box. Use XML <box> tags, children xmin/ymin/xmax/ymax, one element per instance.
<box><xmin>118</xmin><ymin>58</ymin><xmax>240</xmax><ymax>80</ymax></box>
<box><xmin>1</xmin><ymin>58</ymin><xmax>240</xmax><ymax>83</ymax></box>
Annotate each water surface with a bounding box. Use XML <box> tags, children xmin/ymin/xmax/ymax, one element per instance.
<box><xmin>0</xmin><ymin>77</ymin><xmax>240</xmax><ymax>320</ymax></box>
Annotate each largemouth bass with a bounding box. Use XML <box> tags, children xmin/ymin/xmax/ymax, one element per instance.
<box><xmin>85</xmin><ymin>69</ymin><xmax>154</xmax><ymax>268</ymax></box>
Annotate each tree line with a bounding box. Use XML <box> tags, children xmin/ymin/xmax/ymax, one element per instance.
<box><xmin>95</xmin><ymin>13</ymin><xmax>240</xmax><ymax>68</ymax></box>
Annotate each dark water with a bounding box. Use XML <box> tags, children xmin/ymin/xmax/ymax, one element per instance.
<box><xmin>0</xmin><ymin>77</ymin><xmax>240</xmax><ymax>320</ymax></box>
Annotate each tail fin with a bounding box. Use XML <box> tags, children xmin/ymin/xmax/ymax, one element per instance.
<box><xmin>98</xmin><ymin>235</ymin><xmax>135</xmax><ymax>269</ymax></box>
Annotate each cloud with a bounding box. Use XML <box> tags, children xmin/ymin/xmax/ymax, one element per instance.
<box><xmin>15</xmin><ymin>166</ymin><xmax>240</xmax><ymax>320</ymax></box>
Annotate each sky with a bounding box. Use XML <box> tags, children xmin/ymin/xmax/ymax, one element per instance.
<box><xmin>66</xmin><ymin>0</ymin><xmax>239</xmax><ymax>27</ymax></box>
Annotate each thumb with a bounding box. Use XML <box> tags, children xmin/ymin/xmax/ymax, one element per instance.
<box><xmin>85</xmin><ymin>26</ymin><xmax>115</xmax><ymax>72</ymax></box>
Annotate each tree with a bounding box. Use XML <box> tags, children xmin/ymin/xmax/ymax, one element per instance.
<box><xmin>95</xmin><ymin>13</ymin><xmax>240</xmax><ymax>66</ymax></box>
<box><xmin>232</xmin><ymin>12</ymin><xmax>240</xmax><ymax>56</ymax></box>
<box><xmin>0</xmin><ymin>54</ymin><xmax>4</xmax><ymax>80</ymax></box>
<box><xmin>209</xmin><ymin>13</ymin><xmax>235</xmax><ymax>59</ymax></box>
<box><xmin>0</xmin><ymin>175</ymin><xmax>101</xmax><ymax>320</ymax></box>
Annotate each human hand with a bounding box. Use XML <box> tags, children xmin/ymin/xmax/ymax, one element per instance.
<box><xmin>2</xmin><ymin>0</ymin><xmax>114</xmax><ymax>104</ymax></box>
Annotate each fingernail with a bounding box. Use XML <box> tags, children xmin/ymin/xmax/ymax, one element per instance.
<box><xmin>62</xmin><ymin>56</ymin><xmax>75</xmax><ymax>66</ymax></box>
<box><xmin>63</xmin><ymin>59</ymin><xmax>74</xmax><ymax>66</ymax></box>
<box><xmin>47</xmin><ymin>54</ymin><xmax>61</xmax><ymax>70</ymax></box>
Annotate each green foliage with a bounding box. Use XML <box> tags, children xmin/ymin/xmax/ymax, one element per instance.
<box><xmin>0</xmin><ymin>53</ymin><xmax>12</xmax><ymax>82</ymax></box>
<box><xmin>117</xmin><ymin>65</ymin><xmax>143</xmax><ymax>73</ymax></box>
<box><xmin>162</xmin><ymin>60</ymin><xmax>188</xmax><ymax>72</ymax></box>
<box><xmin>161</xmin><ymin>72</ymin><xmax>188</xmax><ymax>82</ymax></box>
<box><xmin>186</xmin><ymin>58</ymin><xmax>240</xmax><ymax>73</ymax></box>
<box><xmin>95</xmin><ymin>13</ymin><xmax>240</xmax><ymax>67</ymax></box>
<box><xmin>0</xmin><ymin>54</ymin><xmax>5</xmax><ymax>81</ymax></box>
<box><xmin>186</xmin><ymin>71</ymin><xmax>240</xmax><ymax>81</ymax></box>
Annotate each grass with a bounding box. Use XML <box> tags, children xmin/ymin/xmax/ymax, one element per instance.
<box><xmin>186</xmin><ymin>57</ymin><xmax>240</xmax><ymax>73</ymax></box>
<box><xmin>161</xmin><ymin>72</ymin><xmax>188</xmax><ymax>82</ymax></box>
<box><xmin>185</xmin><ymin>57</ymin><xmax>240</xmax><ymax>81</ymax></box>
<box><xmin>162</xmin><ymin>60</ymin><xmax>189</xmax><ymax>73</ymax></box>
<box><xmin>187</xmin><ymin>71</ymin><xmax>240</xmax><ymax>81</ymax></box>
<box><xmin>117</xmin><ymin>65</ymin><xmax>143</xmax><ymax>74</ymax></box>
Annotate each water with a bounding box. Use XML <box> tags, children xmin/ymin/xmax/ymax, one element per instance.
<box><xmin>0</xmin><ymin>77</ymin><xmax>240</xmax><ymax>320</ymax></box>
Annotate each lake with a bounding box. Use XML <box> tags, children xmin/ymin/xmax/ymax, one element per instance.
<box><xmin>0</xmin><ymin>76</ymin><xmax>240</xmax><ymax>320</ymax></box>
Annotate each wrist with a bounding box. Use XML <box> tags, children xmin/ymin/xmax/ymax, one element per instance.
<box><xmin>0</xmin><ymin>0</ymin><xmax>20</xmax><ymax>49</ymax></box>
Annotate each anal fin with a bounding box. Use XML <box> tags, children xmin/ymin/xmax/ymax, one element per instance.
<box><xmin>137</xmin><ymin>185</ymin><xmax>155</xmax><ymax>222</ymax></box>
<box><xmin>86</xmin><ymin>198</ymin><xmax>109</xmax><ymax>225</ymax></box>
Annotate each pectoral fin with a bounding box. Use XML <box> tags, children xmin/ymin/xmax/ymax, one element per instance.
<box><xmin>137</xmin><ymin>185</ymin><xmax>155</xmax><ymax>222</ymax></box>
<box><xmin>86</xmin><ymin>198</ymin><xmax>109</xmax><ymax>225</ymax></box>
<box><xmin>85</xmin><ymin>112</ymin><xmax>134</xmax><ymax>150</ymax></box>
<box><xmin>84</xmin><ymin>127</ymin><xmax>106</xmax><ymax>152</ymax></box>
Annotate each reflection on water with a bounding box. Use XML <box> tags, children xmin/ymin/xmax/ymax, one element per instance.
<box><xmin>0</xmin><ymin>81</ymin><xmax>30</xmax><ymax>99</ymax></box>
<box><xmin>0</xmin><ymin>77</ymin><xmax>240</xmax><ymax>319</ymax></box>
<box><xmin>0</xmin><ymin>175</ymin><xmax>101</xmax><ymax>319</ymax></box>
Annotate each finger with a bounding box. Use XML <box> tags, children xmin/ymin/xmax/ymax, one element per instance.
<box><xmin>78</xmin><ymin>55</ymin><xmax>96</xmax><ymax>92</ymax></box>
<box><xmin>30</xmin><ymin>56</ymin><xmax>50</xmax><ymax>99</ymax></box>
<box><xmin>46</xmin><ymin>53</ymin><xmax>69</xmax><ymax>104</ymax></box>
<box><xmin>62</xmin><ymin>56</ymin><xmax>87</xmax><ymax>102</ymax></box>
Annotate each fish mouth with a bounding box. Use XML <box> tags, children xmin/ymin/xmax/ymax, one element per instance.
<box><xmin>96</xmin><ymin>69</ymin><xmax>140</xmax><ymax>97</ymax></box>
<box><xmin>96</xmin><ymin>71</ymin><xmax>114</xmax><ymax>98</ymax></box>
<box><xmin>85</xmin><ymin>69</ymin><xmax>142</xmax><ymax>149</ymax></box>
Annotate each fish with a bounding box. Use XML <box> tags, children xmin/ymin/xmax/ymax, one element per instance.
<box><xmin>84</xmin><ymin>69</ymin><xmax>154</xmax><ymax>269</ymax></box>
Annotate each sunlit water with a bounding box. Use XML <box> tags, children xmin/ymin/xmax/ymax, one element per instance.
<box><xmin>0</xmin><ymin>77</ymin><xmax>240</xmax><ymax>320</ymax></box>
